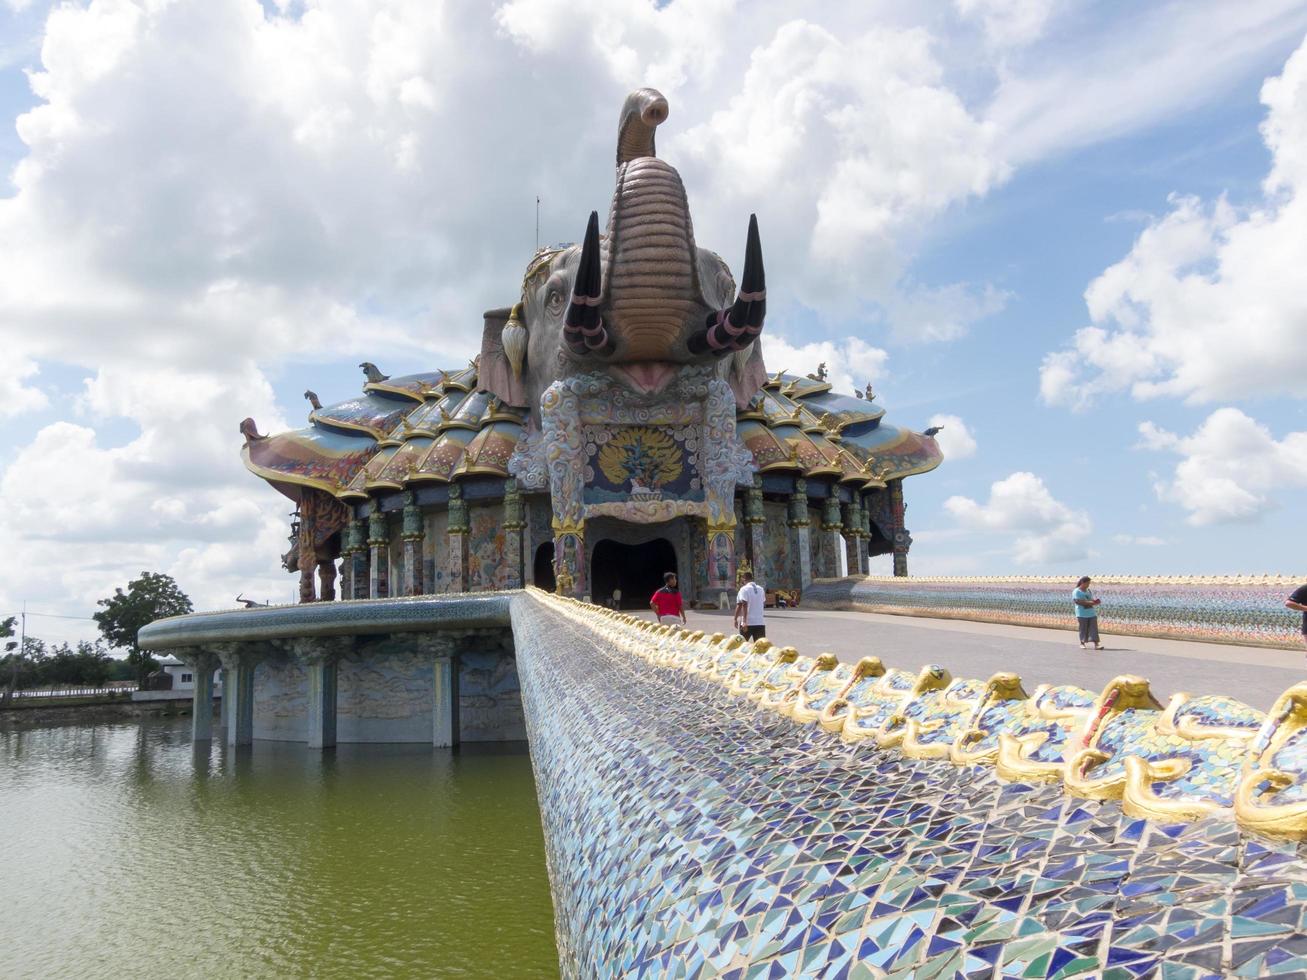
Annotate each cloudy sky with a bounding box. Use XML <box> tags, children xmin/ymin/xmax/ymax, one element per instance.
<box><xmin>2</xmin><ymin>0</ymin><xmax>1306</xmax><ymax>644</ymax></box>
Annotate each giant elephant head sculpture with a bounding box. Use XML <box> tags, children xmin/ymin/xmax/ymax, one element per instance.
<box><xmin>480</xmin><ymin>87</ymin><xmax>769</xmax><ymax>418</ymax></box>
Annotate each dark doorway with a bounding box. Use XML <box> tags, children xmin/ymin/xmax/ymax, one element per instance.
<box><xmin>533</xmin><ymin>542</ymin><xmax>555</xmax><ymax>592</ymax></box>
<box><xmin>591</xmin><ymin>538</ymin><xmax>677</xmax><ymax>609</ymax></box>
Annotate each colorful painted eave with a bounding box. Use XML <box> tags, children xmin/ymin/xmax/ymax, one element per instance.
<box><xmin>243</xmin><ymin>367</ymin><xmax>943</xmax><ymax>501</ymax></box>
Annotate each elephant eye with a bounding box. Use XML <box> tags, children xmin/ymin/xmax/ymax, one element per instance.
<box><xmin>545</xmin><ymin>276</ymin><xmax>568</xmax><ymax>316</ymax></box>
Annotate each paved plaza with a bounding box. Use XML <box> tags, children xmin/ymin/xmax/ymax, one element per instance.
<box><xmin>671</xmin><ymin>607</ymin><xmax>1307</xmax><ymax>708</ymax></box>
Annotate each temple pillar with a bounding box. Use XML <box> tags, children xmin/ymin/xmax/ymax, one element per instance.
<box><xmin>317</xmin><ymin>558</ymin><xmax>337</xmax><ymax>602</ymax></box>
<box><xmin>183</xmin><ymin>648</ymin><xmax>217</xmax><ymax>742</ymax></box>
<box><xmin>889</xmin><ymin>479</ymin><xmax>911</xmax><ymax>578</ymax></box>
<box><xmin>446</xmin><ymin>484</ymin><xmax>467</xmax><ymax>594</ymax></box>
<box><xmin>844</xmin><ymin>498</ymin><xmax>868</xmax><ymax>577</ymax></box>
<box><xmin>341</xmin><ymin>518</ymin><xmax>368</xmax><ymax>599</ymax></box>
<box><xmin>502</xmin><ymin>479</ymin><xmax>525</xmax><ymax>589</ymax></box>
<box><xmin>552</xmin><ymin>520</ymin><xmax>585</xmax><ymax>598</ymax></box>
<box><xmin>788</xmin><ymin>478</ymin><xmax>812</xmax><ymax>590</ymax></box>
<box><xmin>338</xmin><ymin>521</ymin><xmax>355</xmax><ymax>599</ymax></box>
<box><xmin>367</xmin><ymin>508</ymin><xmax>389</xmax><ymax>599</ymax></box>
<box><xmin>820</xmin><ymin>494</ymin><xmax>844</xmax><ymax>579</ymax></box>
<box><xmin>215</xmin><ymin>644</ymin><xmax>266</xmax><ymax>747</ymax></box>
<box><xmin>401</xmin><ymin>491</ymin><xmax>424</xmax><ymax>596</ymax></box>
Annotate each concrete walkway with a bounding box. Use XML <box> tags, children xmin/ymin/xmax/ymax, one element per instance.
<box><xmin>663</xmin><ymin>608</ymin><xmax>1307</xmax><ymax>709</ymax></box>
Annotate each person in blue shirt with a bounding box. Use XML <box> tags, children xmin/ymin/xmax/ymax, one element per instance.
<box><xmin>1072</xmin><ymin>575</ymin><xmax>1103</xmax><ymax>650</ymax></box>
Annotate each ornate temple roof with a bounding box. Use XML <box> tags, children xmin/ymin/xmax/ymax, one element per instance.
<box><xmin>242</xmin><ymin>367</ymin><xmax>942</xmax><ymax>502</ymax></box>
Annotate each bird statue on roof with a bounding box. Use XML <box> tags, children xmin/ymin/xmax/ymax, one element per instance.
<box><xmin>806</xmin><ymin>362</ymin><xmax>828</xmax><ymax>382</ymax></box>
<box><xmin>360</xmin><ymin>362</ymin><xmax>389</xmax><ymax>383</ymax></box>
<box><xmin>924</xmin><ymin>425</ymin><xmax>944</xmax><ymax>438</ymax></box>
<box><xmin>864</xmin><ymin>382</ymin><xmax>875</xmax><ymax>401</ymax></box>
<box><xmin>304</xmin><ymin>390</ymin><xmax>321</xmax><ymax>411</ymax></box>
<box><xmin>853</xmin><ymin>388</ymin><xmax>863</xmax><ymax>399</ymax></box>
<box><xmin>235</xmin><ymin>593</ymin><xmax>264</xmax><ymax>608</ymax></box>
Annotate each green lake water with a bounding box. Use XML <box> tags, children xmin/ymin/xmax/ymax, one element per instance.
<box><xmin>0</xmin><ymin>718</ymin><xmax>559</xmax><ymax>978</ymax></box>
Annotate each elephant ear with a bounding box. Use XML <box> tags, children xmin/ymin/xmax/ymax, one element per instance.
<box><xmin>729</xmin><ymin>339</ymin><xmax>768</xmax><ymax>409</ymax></box>
<box><xmin>477</xmin><ymin>306</ymin><xmax>528</xmax><ymax>408</ymax></box>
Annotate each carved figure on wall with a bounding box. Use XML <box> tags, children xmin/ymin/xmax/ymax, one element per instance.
<box><xmin>736</xmin><ymin>557</ymin><xmax>754</xmax><ymax>587</ymax></box>
<box><xmin>555</xmin><ymin>562</ymin><xmax>575</xmax><ymax>596</ymax></box>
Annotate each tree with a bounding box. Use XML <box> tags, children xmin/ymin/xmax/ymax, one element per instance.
<box><xmin>0</xmin><ymin>616</ymin><xmax>15</xmax><ymax>706</ymax></box>
<box><xmin>1</xmin><ymin>634</ymin><xmax>47</xmax><ymax>704</ymax></box>
<box><xmin>94</xmin><ymin>572</ymin><xmax>193</xmax><ymax>690</ymax></box>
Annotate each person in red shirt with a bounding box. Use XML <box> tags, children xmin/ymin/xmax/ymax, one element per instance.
<box><xmin>650</xmin><ymin>572</ymin><xmax>687</xmax><ymax>626</ymax></box>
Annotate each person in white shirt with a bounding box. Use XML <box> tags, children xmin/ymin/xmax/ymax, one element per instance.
<box><xmin>734</xmin><ymin>570</ymin><xmax>767</xmax><ymax>640</ymax></box>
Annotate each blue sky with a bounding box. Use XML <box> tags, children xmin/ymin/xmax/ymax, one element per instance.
<box><xmin>2</xmin><ymin>0</ymin><xmax>1306</xmax><ymax>643</ymax></box>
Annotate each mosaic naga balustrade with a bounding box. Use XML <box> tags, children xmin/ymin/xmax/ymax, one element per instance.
<box><xmin>802</xmin><ymin>575</ymin><xmax>1307</xmax><ymax>650</ymax></box>
<box><xmin>512</xmin><ymin>589</ymin><xmax>1307</xmax><ymax>978</ymax></box>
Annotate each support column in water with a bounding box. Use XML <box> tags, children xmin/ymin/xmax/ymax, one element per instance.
<box><xmin>417</xmin><ymin>635</ymin><xmax>460</xmax><ymax>747</ymax></box>
<box><xmin>215</xmin><ymin>643</ymin><xmax>267</xmax><ymax>747</ymax></box>
<box><xmin>219</xmin><ymin>667</ymin><xmax>232</xmax><ymax>732</ymax></box>
<box><xmin>184</xmin><ymin>648</ymin><xmax>218</xmax><ymax>742</ymax></box>
<box><xmin>292</xmin><ymin>638</ymin><xmax>350</xmax><ymax>750</ymax></box>
<box><xmin>433</xmin><ymin>656</ymin><xmax>459</xmax><ymax>747</ymax></box>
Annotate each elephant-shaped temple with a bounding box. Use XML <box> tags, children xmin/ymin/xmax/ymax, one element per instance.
<box><xmin>241</xmin><ymin>88</ymin><xmax>942</xmax><ymax>606</ymax></box>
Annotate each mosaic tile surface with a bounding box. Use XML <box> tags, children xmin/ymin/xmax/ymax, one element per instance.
<box><xmin>515</xmin><ymin>594</ymin><xmax>1307</xmax><ymax>978</ymax></box>
<box><xmin>804</xmin><ymin>576</ymin><xmax>1307</xmax><ymax>650</ymax></box>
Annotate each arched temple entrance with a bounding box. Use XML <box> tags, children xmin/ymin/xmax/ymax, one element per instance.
<box><xmin>533</xmin><ymin>542</ymin><xmax>555</xmax><ymax>593</ymax></box>
<box><xmin>591</xmin><ymin>538</ymin><xmax>677</xmax><ymax>609</ymax></box>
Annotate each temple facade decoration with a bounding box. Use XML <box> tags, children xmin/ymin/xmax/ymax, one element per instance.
<box><xmin>241</xmin><ymin>89</ymin><xmax>943</xmax><ymax>605</ymax></box>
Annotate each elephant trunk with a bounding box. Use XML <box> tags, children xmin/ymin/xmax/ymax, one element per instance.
<box><xmin>616</xmin><ymin>88</ymin><xmax>669</xmax><ymax>165</ymax></box>
<box><xmin>603</xmin><ymin>155</ymin><xmax>701</xmax><ymax>361</ymax></box>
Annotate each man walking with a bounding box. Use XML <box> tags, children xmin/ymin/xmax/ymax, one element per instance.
<box><xmin>1072</xmin><ymin>575</ymin><xmax>1103</xmax><ymax>649</ymax></box>
<box><xmin>650</xmin><ymin>572</ymin><xmax>686</xmax><ymax>626</ymax></box>
<box><xmin>1286</xmin><ymin>583</ymin><xmax>1307</xmax><ymax>653</ymax></box>
<box><xmin>735</xmin><ymin>570</ymin><xmax>767</xmax><ymax>641</ymax></box>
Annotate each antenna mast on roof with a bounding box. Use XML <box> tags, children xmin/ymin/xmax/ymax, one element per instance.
<box><xmin>535</xmin><ymin>196</ymin><xmax>540</xmax><ymax>253</ymax></box>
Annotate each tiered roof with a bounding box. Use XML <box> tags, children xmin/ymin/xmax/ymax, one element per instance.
<box><xmin>242</xmin><ymin>367</ymin><xmax>942</xmax><ymax>502</ymax></box>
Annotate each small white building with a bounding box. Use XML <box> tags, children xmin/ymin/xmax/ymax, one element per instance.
<box><xmin>131</xmin><ymin>657</ymin><xmax>223</xmax><ymax>701</ymax></box>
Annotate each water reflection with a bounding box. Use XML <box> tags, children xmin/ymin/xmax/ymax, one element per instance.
<box><xmin>0</xmin><ymin>719</ymin><xmax>558</xmax><ymax>979</ymax></box>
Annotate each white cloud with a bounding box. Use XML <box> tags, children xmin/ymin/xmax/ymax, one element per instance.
<box><xmin>1112</xmin><ymin>534</ymin><xmax>1166</xmax><ymax>547</ymax></box>
<box><xmin>662</xmin><ymin>17</ymin><xmax>1011</xmax><ymax>340</ymax></box>
<box><xmin>945</xmin><ymin>471</ymin><xmax>1091</xmax><ymax>563</ymax></box>
<box><xmin>989</xmin><ymin>0</ymin><xmax>1307</xmax><ymax>165</ymax></box>
<box><xmin>926</xmin><ymin>414</ymin><xmax>977</xmax><ymax>460</ymax></box>
<box><xmin>955</xmin><ymin>0</ymin><xmax>1055</xmax><ymax>49</ymax></box>
<box><xmin>1041</xmin><ymin>34</ymin><xmax>1307</xmax><ymax>409</ymax></box>
<box><xmin>759</xmin><ymin>334</ymin><xmax>888</xmax><ymax>398</ymax></box>
<box><xmin>1137</xmin><ymin>408</ymin><xmax>1307</xmax><ymax>525</ymax></box>
<box><xmin>0</xmin><ymin>357</ymin><xmax>49</xmax><ymax>417</ymax></box>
